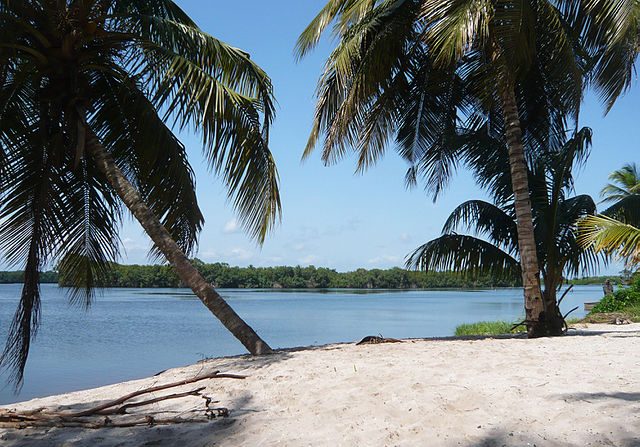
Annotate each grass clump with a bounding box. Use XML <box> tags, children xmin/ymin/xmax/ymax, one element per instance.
<box><xmin>455</xmin><ymin>321</ymin><xmax>525</xmax><ymax>336</ymax></box>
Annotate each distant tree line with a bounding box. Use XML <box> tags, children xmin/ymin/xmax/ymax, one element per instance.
<box><xmin>568</xmin><ymin>276</ymin><xmax>624</xmax><ymax>286</ymax></box>
<box><xmin>0</xmin><ymin>270</ymin><xmax>58</xmax><ymax>284</ymax></box>
<box><xmin>0</xmin><ymin>263</ymin><xmax>625</xmax><ymax>289</ymax></box>
<box><xmin>0</xmin><ymin>261</ymin><xmax>528</xmax><ymax>289</ymax></box>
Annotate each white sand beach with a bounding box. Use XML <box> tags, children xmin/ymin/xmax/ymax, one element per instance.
<box><xmin>1</xmin><ymin>323</ymin><xmax>639</xmax><ymax>447</ymax></box>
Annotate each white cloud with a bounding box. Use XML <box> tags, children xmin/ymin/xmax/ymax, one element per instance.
<box><xmin>367</xmin><ymin>255</ymin><xmax>402</xmax><ymax>266</ymax></box>
<box><xmin>223</xmin><ymin>219</ymin><xmax>241</xmax><ymax>234</ymax></box>
<box><xmin>229</xmin><ymin>247</ymin><xmax>252</xmax><ymax>261</ymax></box>
<box><xmin>298</xmin><ymin>254</ymin><xmax>319</xmax><ymax>265</ymax></box>
<box><xmin>199</xmin><ymin>250</ymin><xmax>218</xmax><ymax>261</ymax></box>
<box><xmin>121</xmin><ymin>237</ymin><xmax>151</xmax><ymax>254</ymax></box>
<box><xmin>399</xmin><ymin>233</ymin><xmax>411</xmax><ymax>243</ymax></box>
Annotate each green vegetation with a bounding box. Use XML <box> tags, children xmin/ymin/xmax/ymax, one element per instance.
<box><xmin>50</xmin><ymin>262</ymin><xmax>517</xmax><ymax>289</ymax></box>
<box><xmin>585</xmin><ymin>277</ymin><xmax>640</xmax><ymax>322</ymax></box>
<box><xmin>569</xmin><ymin>276</ymin><xmax>623</xmax><ymax>286</ymax></box>
<box><xmin>0</xmin><ymin>271</ymin><xmax>57</xmax><ymax>284</ymax></box>
<box><xmin>0</xmin><ymin>267</ymin><xmax>628</xmax><ymax>289</ymax></box>
<box><xmin>454</xmin><ymin>321</ymin><xmax>525</xmax><ymax>337</ymax></box>
<box><xmin>590</xmin><ymin>287</ymin><xmax>640</xmax><ymax>314</ymax></box>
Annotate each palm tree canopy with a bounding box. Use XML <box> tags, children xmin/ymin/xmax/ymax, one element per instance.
<box><xmin>296</xmin><ymin>0</ymin><xmax>587</xmax><ymax>198</ymax></box>
<box><xmin>601</xmin><ymin>163</ymin><xmax>640</xmax><ymax>202</ymax></box>
<box><xmin>408</xmin><ymin>128</ymin><xmax>602</xmax><ymax>288</ymax></box>
<box><xmin>0</xmin><ymin>0</ymin><xmax>280</xmax><ymax>385</ymax></box>
<box><xmin>600</xmin><ymin>163</ymin><xmax>640</xmax><ymax>226</ymax></box>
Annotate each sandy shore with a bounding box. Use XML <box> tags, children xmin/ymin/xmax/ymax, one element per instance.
<box><xmin>1</xmin><ymin>323</ymin><xmax>639</xmax><ymax>447</ymax></box>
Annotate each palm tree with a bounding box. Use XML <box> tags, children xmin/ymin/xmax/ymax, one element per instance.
<box><xmin>600</xmin><ymin>163</ymin><xmax>640</xmax><ymax>225</ymax></box>
<box><xmin>579</xmin><ymin>215</ymin><xmax>640</xmax><ymax>269</ymax></box>
<box><xmin>0</xmin><ymin>0</ymin><xmax>280</xmax><ymax>385</ymax></box>
<box><xmin>408</xmin><ymin>128</ymin><xmax>602</xmax><ymax>315</ymax></box>
<box><xmin>297</xmin><ymin>0</ymin><xmax>586</xmax><ymax>336</ymax></box>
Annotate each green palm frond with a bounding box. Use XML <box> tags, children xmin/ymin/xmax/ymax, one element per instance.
<box><xmin>570</xmin><ymin>0</ymin><xmax>640</xmax><ymax>110</ymax></box>
<box><xmin>579</xmin><ymin>215</ymin><xmax>640</xmax><ymax>264</ymax></box>
<box><xmin>600</xmin><ymin>163</ymin><xmax>640</xmax><ymax>227</ymax></box>
<box><xmin>420</xmin><ymin>0</ymin><xmax>494</xmax><ymax>65</ymax></box>
<box><xmin>601</xmin><ymin>163</ymin><xmax>640</xmax><ymax>201</ymax></box>
<box><xmin>295</xmin><ymin>0</ymin><xmax>379</xmax><ymax>59</ymax></box>
<box><xmin>442</xmin><ymin>200</ymin><xmax>518</xmax><ymax>253</ymax></box>
<box><xmin>406</xmin><ymin>234</ymin><xmax>521</xmax><ymax>280</ymax></box>
<box><xmin>301</xmin><ymin>0</ymin><xmax>425</xmax><ymax>169</ymax></box>
<box><xmin>128</xmin><ymin>16</ymin><xmax>280</xmax><ymax>241</ymax></box>
<box><xmin>555</xmin><ymin>194</ymin><xmax>600</xmax><ymax>277</ymax></box>
<box><xmin>602</xmin><ymin>195</ymin><xmax>640</xmax><ymax>227</ymax></box>
<box><xmin>299</xmin><ymin>0</ymin><xmax>589</xmax><ymax>203</ymax></box>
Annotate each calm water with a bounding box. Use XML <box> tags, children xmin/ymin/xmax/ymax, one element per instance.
<box><xmin>0</xmin><ymin>283</ymin><xmax>600</xmax><ymax>404</ymax></box>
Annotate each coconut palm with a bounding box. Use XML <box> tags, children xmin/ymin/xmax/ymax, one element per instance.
<box><xmin>408</xmin><ymin>128</ymin><xmax>601</xmax><ymax>315</ymax></box>
<box><xmin>297</xmin><ymin>0</ymin><xmax>587</xmax><ymax>336</ymax></box>
<box><xmin>564</xmin><ymin>0</ymin><xmax>640</xmax><ymax>111</ymax></box>
<box><xmin>600</xmin><ymin>163</ymin><xmax>640</xmax><ymax>225</ymax></box>
<box><xmin>579</xmin><ymin>215</ymin><xmax>640</xmax><ymax>268</ymax></box>
<box><xmin>0</xmin><ymin>0</ymin><xmax>280</xmax><ymax>385</ymax></box>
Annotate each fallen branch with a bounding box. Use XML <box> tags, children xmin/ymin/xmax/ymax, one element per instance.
<box><xmin>96</xmin><ymin>387</ymin><xmax>207</xmax><ymax>415</ymax></box>
<box><xmin>1</xmin><ymin>415</ymin><xmax>217</xmax><ymax>429</ymax></box>
<box><xmin>0</xmin><ymin>370</ymin><xmax>246</xmax><ymax>429</ymax></box>
<box><xmin>356</xmin><ymin>334</ymin><xmax>403</xmax><ymax>345</ymax></box>
<box><xmin>69</xmin><ymin>370</ymin><xmax>245</xmax><ymax>418</ymax></box>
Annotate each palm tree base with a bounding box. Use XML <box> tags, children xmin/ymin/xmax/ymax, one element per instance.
<box><xmin>526</xmin><ymin>306</ymin><xmax>566</xmax><ymax>338</ymax></box>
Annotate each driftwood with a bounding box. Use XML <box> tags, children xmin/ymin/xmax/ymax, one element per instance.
<box><xmin>356</xmin><ymin>335</ymin><xmax>403</xmax><ymax>345</ymax></box>
<box><xmin>0</xmin><ymin>370</ymin><xmax>245</xmax><ymax>429</ymax></box>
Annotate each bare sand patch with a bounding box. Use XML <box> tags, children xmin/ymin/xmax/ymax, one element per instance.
<box><xmin>1</xmin><ymin>324</ymin><xmax>639</xmax><ymax>446</ymax></box>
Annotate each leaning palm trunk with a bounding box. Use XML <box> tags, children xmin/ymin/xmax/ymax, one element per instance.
<box><xmin>86</xmin><ymin>129</ymin><xmax>272</xmax><ymax>355</ymax></box>
<box><xmin>498</xmin><ymin>73</ymin><xmax>563</xmax><ymax>337</ymax></box>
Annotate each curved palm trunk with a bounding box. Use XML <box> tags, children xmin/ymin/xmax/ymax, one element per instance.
<box><xmin>85</xmin><ymin>130</ymin><xmax>273</xmax><ymax>355</ymax></box>
<box><xmin>498</xmin><ymin>76</ymin><xmax>563</xmax><ymax>337</ymax></box>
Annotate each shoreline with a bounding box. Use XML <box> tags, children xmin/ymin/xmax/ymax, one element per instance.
<box><xmin>1</xmin><ymin>323</ymin><xmax>639</xmax><ymax>446</ymax></box>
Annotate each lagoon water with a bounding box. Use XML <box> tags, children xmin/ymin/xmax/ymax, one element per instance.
<box><xmin>0</xmin><ymin>283</ymin><xmax>601</xmax><ymax>404</ymax></box>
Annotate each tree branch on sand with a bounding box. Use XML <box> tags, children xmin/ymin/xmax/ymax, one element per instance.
<box><xmin>0</xmin><ymin>371</ymin><xmax>245</xmax><ymax>429</ymax></box>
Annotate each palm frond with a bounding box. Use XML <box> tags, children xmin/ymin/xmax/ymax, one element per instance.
<box><xmin>565</xmin><ymin>0</ymin><xmax>639</xmax><ymax>110</ymax></box>
<box><xmin>129</xmin><ymin>15</ymin><xmax>280</xmax><ymax>242</ymax></box>
<box><xmin>89</xmin><ymin>72</ymin><xmax>202</xmax><ymax>257</ymax></box>
<box><xmin>295</xmin><ymin>0</ymin><xmax>378</xmax><ymax>59</ymax></box>
<box><xmin>579</xmin><ymin>215</ymin><xmax>640</xmax><ymax>264</ymax></box>
<box><xmin>442</xmin><ymin>199</ymin><xmax>518</xmax><ymax>253</ymax></box>
<box><xmin>406</xmin><ymin>234</ymin><xmax>521</xmax><ymax>281</ymax></box>
<box><xmin>602</xmin><ymin>195</ymin><xmax>640</xmax><ymax>227</ymax></box>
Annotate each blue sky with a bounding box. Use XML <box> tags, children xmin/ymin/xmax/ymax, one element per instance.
<box><xmin>117</xmin><ymin>1</ymin><xmax>637</xmax><ymax>274</ymax></box>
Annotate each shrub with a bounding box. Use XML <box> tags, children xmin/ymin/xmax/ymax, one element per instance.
<box><xmin>632</xmin><ymin>275</ymin><xmax>640</xmax><ymax>291</ymax></box>
<box><xmin>590</xmin><ymin>287</ymin><xmax>640</xmax><ymax>313</ymax></box>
